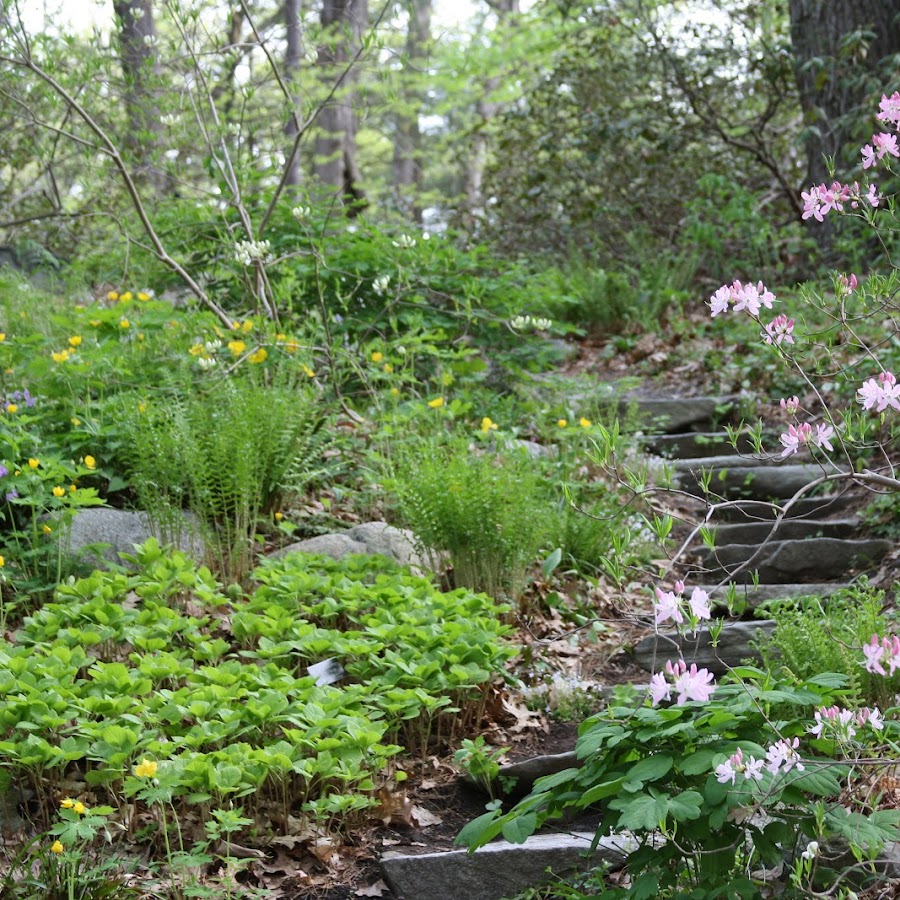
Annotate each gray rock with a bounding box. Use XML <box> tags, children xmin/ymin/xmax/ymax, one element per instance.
<box><xmin>698</xmin><ymin>537</ymin><xmax>891</xmax><ymax>583</ymax></box>
<box><xmin>274</xmin><ymin>521</ymin><xmax>432</xmax><ymax>572</ymax></box>
<box><xmin>66</xmin><ymin>508</ymin><xmax>204</xmax><ymax>567</ymax></box>
<box><xmin>495</xmin><ymin>752</ymin><xmax>579</xmax><ymax>794</ymax></box>
<box><xmin>692</xmin><ymin>582</ymin><xmax>850</xmax><ymax>611</ymax></box>
<box><xmin>708</xmin><ymin>518</ymin><xmax>860</xmax><ymax>545</ymax></box>
<box><xmin>673</xmin><ymin>460</ymin><xmax>850</xmax><ymax>501</ymax></box>
<box><xmin>646</xmin><ymin>431</ymin><xmax>779</xmax><ymax>459</ymax></box>
<box><xmin>714</xmin><ymin>494</ymin><xmax>855</xmax><ymax>522</ymax></box>
<box><xmin>633</xmin><ymin>620</ymin><xmax>776</xmax><ymax>676</ymax></box>
<box><xmin>513</xmin><ymin>439</ymin><xmax>558</xmax><ymax>460</ymax></box>
<box><xmin>381</xmin><ymin>831</ymin><xmax>635</xmax><ymax>900</ymax></box>
<box><xmin>625</xmin><ymin>397</ymin><xmax>736</xmax><ymax>434</ymax></box>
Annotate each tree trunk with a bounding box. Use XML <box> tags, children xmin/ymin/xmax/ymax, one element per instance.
<box><xmin>284</xmin><ymin>0</ymin><xmax>304</xmax><ymax>190</ymax></box>
<box><xmin>113</xmin><ymin>0</ymin><xmax>166</xmax><ymax>193</ymax></box>
<box><xmin>313</xmin><ymin>0</ymin><xmax>368</xmax><ymax>213</ymax></box>
<box><xmin>789</xmin><ymin>0</ymin><xmax>900</xmax><ymax>256</ymax></box>
<box><xmin>392</xmin><ymin>0</ymin><xmax>432</xmax><ymax>223</ymax></box>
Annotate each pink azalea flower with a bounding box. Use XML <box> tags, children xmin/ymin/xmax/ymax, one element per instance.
<box><xmin>672</xmin><ymin>663</ymin><xmax>716</xmax><ymax>704</ymax></box>
<box><xmin>654</xmin><ymin>588</ymin><xmax>683</xmax><ymax>625</ymax></box>
<box><xmin>765</xmin><ymin>738</ymin><xmax>804</xmax><ymax>776</ymax></box>
<box><xmin>867</xmin><ymin>184</ymin><xmax>881</xmax><ymax>208</ymax></box>
<box><xmin>709</xmin><ymin>285</ymin><xmax>731</xmax><ymax>317</ymax></box>
<box><xmin>801</xmin><ymin>185</ymin><xmax>826</xmax><ymax>221</ymax></box>
<box><xmin>743</xmin><ymin>756</ymin><xmax>764</xmax><ymax>781</ymax></box>
<box><xmin>649</xmin><ymin>671</ymin><xmax>671</xmax><ymax>706</ymax></box>
<box><xmin>815</xmin><ymin>423</ymin><xmax>834</xmax><ymax>452</ymax></box>
<box><xmin>763</xmin><ymin>314</ymin><xmax>795</xmax><ymax>346</ymax></box>
<box><xmin>838</xmin><ymin>273</ymin><xmax>859</xmax><ymax>294</ymax></box>
<box><xmin>856</xmin><ymin>707</ymin><xmax>884</xmax><ymax>731</ymax></box>
<box><xmin>780</xmin><ymin>422</ymin><xmax>811</xmax><ymax>458</ymax></box>
<box><xmin>862</xmin><ymin>144</ymin><xmax>877</xmax><ymax>169</ymax></box>
<box><xmin>873</xmin><ymin>132</ymin><xmax>900</xmax><ymax>161</ymax></box>
<box><xmin>858</xmin><ymin>378</ymin><xmax>883</xmax><ymax>411</ymax></box>
<box><xmin>864</xmin><ymin>634</ymin><xmax>887</xmax><ymax>675</ymax></box>
<box><xmin>780</xmin><ymin>396</ymin><xmax>800</xmax><ymax>415</ymax></box>
<box><xmin>688</xmin><ymin>587</ymin><xmax>711</xmax><ymax>621</ymax></box>
<box><xmin>715</xmin><ymin>748</ymin><xmax>742</xmax><ymax>785</ymax></box>
<box><xmin>877</xmin><ymin>91</ymin><xmax>900</xmax><ymax>128</ymax></box>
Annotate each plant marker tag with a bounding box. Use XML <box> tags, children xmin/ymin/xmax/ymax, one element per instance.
<box><xmin>308</xmin><ymin>657</ymin><xmax>345</xmax><ymax>685</ymax></box>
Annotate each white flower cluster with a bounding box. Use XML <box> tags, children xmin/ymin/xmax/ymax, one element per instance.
<box><xmin>510</xmin><ymin>314</ymin><xmax>552</xmax><ymax>332</ymax></box>
<box><xmin>373</xmin><ymin>275</ymin><xmax>391</xmax><ymax>296</ymax></box>
<box><xmin>291</xmin><ymin>206</ymin><xmax>311</xmax><ymax>221</ymax></box>
<box><xmin>234</xmin><ymin>239</ymin><xmax>272</xmax><ymax>267</ymax></box>
<box><xmin>392</xmin><ymin>234</ymin><xmax>416</xmax><ymax>249</ymax></box>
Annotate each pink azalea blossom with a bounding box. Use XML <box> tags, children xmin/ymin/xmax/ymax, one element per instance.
<box><xmin>857</xmin><ymin>371</ymin><xmax>900</xmax><ymax>413</ymax></box>
<box><xmin>815</xmin><ymin>423</ymin><xmax>834</xmax><ymax>451</ymax></box>
<box><xmin>780</xmin><ymin>396</ymin><xmax>800</xmax><ymax>415</ymax></box>
<box><xmin>688</xmin><ymin>587</ymin><xmax>711</xmax><ymax>621</ymax></box>
<box><xmin>709</xmin><ymin>285</ymin><xmax>731</xmax><ymax>317</ymax></box>
<box><xmin>715</xmin><ymin>748</ymin><xmax>742</xmax><ymax>785</ymax></box>
<box><xmin>672</xmin><ymin>663</ymin><xmax>716</xmax><ymax>704</ymax></box>
<box><xmin>809</xmin><ymin>705</ymin><xmax>856</xmax><ymax>740</ymax></box>
<box><xmin>649</xmin><ymin>671</ymin><xmax>671</xmax><ymax>706</ymax></box>
<box><xmin>780</xmin><ymin>422</ymin><xmax>811</xmax><ymax>458</ymax></box>
<box><xmin>863</xmin><ymin>634</ymin><xmax>887</xmax><ymax>675</ymax></box>
<box><xmin>867</xmin><ymin>184</ymin><xmax>881</xmax><ymax>208</ymax></box>
<box><xmin>801</xmin><ymin>184</ymin><xmax>826</xmax><ymax>221</ymax></box>
<box><xmin>862</xmin><ymin>144</ymin><xmax>877</xmax><ymax>169</ymax></box>
<box><xmin>654</xmin><ymin>588</ymin><xmax>683</xmax><ymax>625</ymax></box>
<box><xmin>765</xmin><ymin>737</ymin><xmax>804</xmax><ymax>776</ymax></box>
<box><xmin>873</xmin><ymin>132</ymin><xmax>900</xmax><ymax>161</ymax></box>
<box><xmin>877</xmin><ymin>91</ymin><xmax>900</xmax><ymax>128</ymax></box>
<box><xmin>743</xmin><ymin>756</ymin><xmax>764</xmax><ymax>781</ymax></box>
<box><xmin>856</xmin><ymin>707</ymin><xmax>884</xmax><ymax>731</ymax></box>
<box><xmin>838</xmin><ymin>273</ymin><xmax>859</xmax><ymax>294</ymax></box>
<box><xmin>763</xmin><ymin>314</ymin><xmax>795</xmax><ymax>346</ymax></box>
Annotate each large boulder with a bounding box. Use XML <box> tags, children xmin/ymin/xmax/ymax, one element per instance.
<box><xmin>65</xmin><ymin>508</ymin><xmax>204</xmax><ymax>567</ymax></box>
<box><xmin>273</xmin><ymin>521</ymin><xmax>432</xmax><ymax>573</ymax></box>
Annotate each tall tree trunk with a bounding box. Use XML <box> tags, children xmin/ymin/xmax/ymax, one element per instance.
<box><xmin>392</xmin><ymin>0</ymin><xmax>432</xmax><ymax>224</ymax></box>
<box><xmin>284</xmin><ymin>0</ymin><xmax>304</xmax><ymax>190</ymax></box>
<box><xmin>789</xmin><ymin>0</ymin><xmax>900</xmax><ymax>257</ymax></box>
<box><xmin>462</xmin><ymin>0</ymin><xmax>519</xmax><ymax>225</ymax></box>
<box><xmin>313</xmin><ymin>0</ymin><xmax>368</xmax><ymax>213</ymax></box>
<box><xmin>113</xmin><ymin>0</ymin><xmax>166</xmax><ymax>193</ymax></box>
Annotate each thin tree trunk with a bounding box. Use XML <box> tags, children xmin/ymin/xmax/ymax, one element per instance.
<box><xmin>284</xmin><ymin>0</ymin><xmax>304</xmax><ymax>190</ymax></box>
<box><xmin>392</xmin><ymin>0</ymin><xmax>432</xmax><ymax>223</ymax></box>
<box><xmin>313</xmin><ymin>0</ymin><xmax>368</xmax><ymax>213</ymax></box>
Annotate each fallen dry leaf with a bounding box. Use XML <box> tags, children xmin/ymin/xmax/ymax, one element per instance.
<box><xmin>356</xmin><ymin>880</ymin><xmax>389</xmax><ymax>897</ymax></box>
<box><xmin>410</xmin><ymin>805</ymin><xmax>442</xmax><ymax>828</ymax></box>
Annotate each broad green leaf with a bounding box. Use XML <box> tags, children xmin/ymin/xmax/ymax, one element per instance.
<box><xmin>680</xmin><ymin>749</ymin><xmax>719</xmax><ymax>776</ymax></box>
<box><xmin>667</xmin><ymin>790</ymin><xmax>703</xmax><ymax>822</ymax></box>
<box><xmin>622</xmin><ymin>755</ymin><xmax>673</xmax><ymax>790</ymax></box>
<box><xmin>610</xmin><ymin>791</ymin><xmax>668</xmax><ymax>831</ymax></box>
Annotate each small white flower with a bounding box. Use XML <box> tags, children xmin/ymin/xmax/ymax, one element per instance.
<box><xmin>234</xmin><ymin>239</ymin><xmax>272</xmax><ymax>267</ymax></box>
<box><xmin>373</xmin><ymin>275</ymin><xmax>391</xmax><ymax>296</ymax></box>
<box><xmin>142</xmin><ymin>33</ymin><xmax>156</xmax><ymax>47</ymax></box>
<box><xmin>204</xmin><ymin>340</ymin><xmax>221</xmax><ymax>354</ymax></box>
<box><xmin>197</xmin><ymin>356</ymin><xmax>217</xmax><ymax>370</ymax></box>
<box><xmin>801</xmin><ymin>840</ymin><xmax>819</xmax><ymax>861</ymax></box>
<box><xmin>292</xmin><ymin>206</ymin><xmax>311</xmax><ymax>221</ymax></box>
<box><xmin>392</xmin><ymin>234</ymin><xmax>416</xmax><ymax>249</ymax></box>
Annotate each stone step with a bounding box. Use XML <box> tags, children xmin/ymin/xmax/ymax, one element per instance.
<box><xmin>626</xmin><ymin>396</ymin><xmax>737</xmax><ymax>434</ymax></box>
<box><xmin>713</xmin><ymin>494</ymin><xmax>856</xmax><ymax>522</ymax></box>
<box><xmin>381</xmin><ymin>831</ymin><xmax>634</xmax><ymax>900</ymax></box>
<box><xmin>697</xmin><ymin>537</ymin><xmax>892</xmax><ymax>584</ymax></box>
<box><xmin>691</xmin><ymin>582</ymin><xmax>850</xmax><ymax>611</ymax></box>
<box><xmin>633</xmin><ymin>620</ymin><xmax>776</xmax><ymax>676</ymax></box>
<box><xmin>707</xmin><ymin>518</ymin><xmax>860</xmax><ymax>545</ymax></box>
<box><xmin>647</xmin><ymin>431</ymin><xmax>775</xmax><ymax>459</ymax></box>
<box><xmin>673</xmin><ymin>460</ymin><xmax>849</xmax><ymax>501</ymax></box>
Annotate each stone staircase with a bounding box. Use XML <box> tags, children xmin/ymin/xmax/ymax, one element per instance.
<box><xmin>378</xmin><ymin>393</ymin><xmax>891</xmax><ymax>900</ymax></box>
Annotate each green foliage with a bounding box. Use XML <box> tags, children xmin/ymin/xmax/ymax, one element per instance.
<box><xmin>387</xmin><ymin>434</ymin><xmax>551</xmax><ymax>599</ymax></box>
<box><xmin>3</xmin><ymin>541</ymin><xmax>513</xmax><ymax>834</ymax></box>
<box><xmin>453</xmin><ymin>736</ymin><xmax>511</xmax><ymax>801</ymax></box>
<box><xmin>118</xmin><ymin>371</ymin><xmax>325</xmax><ymax>582</ymax></box>
<box><xmin>755</xmin><ymin>581</ymin><xmax>898</xmax><ymax>707</ymax></box>
<box><xmin>459</xmin><ymin>670</ymin><xmax>900</xmax><ymax>898</ymax></box>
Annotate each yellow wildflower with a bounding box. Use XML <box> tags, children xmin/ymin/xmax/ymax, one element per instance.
<box><xmin>383</xmin><ymin>363</ymin><xmax>394</xmax><ymax>373</ymax></box>
<box><xmin>107</xmin><ymin>291</ymin><xmax>119</xmax><ymax>301</ymax></box>
<box><xmin>133</xmin><ymin>758</ymin><xmax>158</xmax><ymax>778</ymax></box>
<box><xmin>0</xmin><ymin>333</ymin><xmax>5</xmax><ymax>342</ymax></box>
<box><xmin>71</xmin><ymin>417</ymin><xmax>81</xmax><ymax>426</ymax></box>
<box><xmin>89</xmin><ymin>320</ymin><xmax>101</xmax><ymax>327</ymax></box>
<box><xmin>189</xmin><ymin>344</ymin><xmax>204</xmax><ymax>356</ymax></box>
<box><xmin>480</xmin><ymin>417</ymin><xmax>498</xmax><ymax>434</ymax></box>
<box><xmin>276</xmin><ymin>333</ymin><xmax>286</xmax><ymax>341</ymax></box>
<box><xmin>68</xmin><ymin>336</ymin><xmax>82</xmax><ymax>348</ymax></box>
<box><xmin>284</xmin><ymin>340</ymin><xmax>299</xmax><ymax>354</ymax></box>
<box><xmin>138</xmin><ymin>402</ymin><xmax>146</xmax><ymax>414</ymax></box>
<box><xmin>73</xmin><ymin>802</ymin><xmax>86</xmax><ymax>816</ymax></box>
<box><xmin>427</xmin><ymin>397</ymin><xmax>444</xmax><ymax>409</ymax></box>
<box><xmin>241</xmin><ymin>320</ymin><xmax>254</xmax><ymax>333</ymax></box>
<box><xmin>371</xmin><ymin>351</ymin><xmax>383</xmax><ymax>363</ymax></box>
<box><xmin>557</xmin><ymin>419</ymin><xmax>568</xmax><ymax>428</ymax></box>
<box><xmin>27</xmin><ymin>458</ymin><xmax>39</xmax><ymax>469</ymax></box>
<box><xmin>5</xmin><ymin>404</ymin><xmax>16</xmax><ymax>414</ymax></box>
<box><xmin>579</xmin><ymin>417</ymin><xmax>592</xmax><ymax>428</ymax></box>
<box><xmin>232</xmin><ymin>321</ymin><xmax>240</xmax><ymax>330</ymax></box>
<box><xmin>51</xmin><ymin>349</ymin><xmax>69</xmax><ymax>363</ymax></box>
<box><xmin>50</xmin><ymin>840</ymin><xmax>64</xmax><ymax>854</ymax></box>
<box><xmin>119</xmin><ymin>319</ymin><xmax>130</xmax><ymax>329</ymax></box>
<box><xmin>84</xmin><ymin>455</ymin><xmax>96</xmax><ymax>470</ymax></box>
<box><xmin>248</xmin><ymin>348</ymin><xmax>268</xmax><ymax>364</ymax></box>
<box><xmin>137</xmin><ymin>292</ymin><xmax>151</xmax><ymax>301</ymax></box>
<box><xmin>0</xmin><ymin>555</ymin><xmax>4</xmax><ymax>567</ymax></box>
<box><xmin>52</xmin><ymin>486</ymin><xmax>65</xmax><ymax>498</ymax></box>
<box><xmin>301</xmin><ymin>364</ymin><xmax>315</xmax><ymax>378</ymax></box>
<box><xmin>120</xmin><ymin>291</ymin><xmax>133</xmax><ymax>302</ymax></box>
<box><xmin>43</xmin><ymin>524</ymin><xmax>52</xmax><ymax>534</ymax></box>
<box><xmin>70</xmin><ymin>484</ymin><xmax>77</xmax><ymax>492</ymax></box>
<box><xmin>274</xmin><ymin>512</ymin><xmax>283</xmax><ymax>521</ymax></box>
<box><xmin>60</xmin><ymin>798</ymin><xmax>74</xmax><ymax>809</ymax></box>
<box><xmin>227</xmin><ymin>340</ymin><xmax>246</xmax><ymax>356</ymax></box>
<box><xmin>390</xmin><ymin>388</ymin><xmax>399</xmax><ymax>396</ymax></box>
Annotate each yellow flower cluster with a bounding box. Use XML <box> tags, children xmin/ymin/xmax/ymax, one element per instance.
<box><xmin>60</xmin><ymin>798</ymin><xmax>87</xmax><ymax>815</ymax></box>
<box><xmin>427</xmin><ymin>397</ymin><xmax>444</xmax><ymax>409</ymax></box>
<box><xmin>133</xmin><ymin>758</ymin><xmax>158</xmax><ymax>778</ymax></box>
<box><xmin>480</xmin><ymin>417</ymin><xmax>499</xmax><ymax>434</ymax></box>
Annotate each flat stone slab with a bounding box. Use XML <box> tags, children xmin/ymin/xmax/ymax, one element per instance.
<box><xmin>713</xmin><ymin>495</ymin><xmax>855</xmax><ymax>522</ymax></box>
<box><xmin>674</xmin><ymin>461</ymin><xmax>848</xmax><ymax>501</ymax></box>
<box><xmin>708</xmin><ymin>518</ymin><xmax>860</xmax><ymax>545</ymax></box>
<box><xmin>698</xmin><ymin>537</ymin><xmax>891</xmax><ymax>583</ymax></box>
<box><xmin>647</xmin><ymin>432</ymin><xmax>777</xmax><ymax>459</ymax></box>
<box><xmin>381</xmin><ymin>831</ymin><xmax>634</xmax><ymax>900</ymax></box>
<box><xmin>492</xmin><ymin>752</ymin><xmax>579</xmax><ymax>795</ymax></box>
<box><xmin>625</xmin><ymin>396</ymin><xmax>735</xmax><ymax>434</ymax></box>
<box><xmin>693</xmin><ymin>583</ymin><xmax>850</xmax><ymax>611</ymax></box>
<box><xmin>634</xmin><ymin>620</ymin><xmax>776</xmax><ymax>676</ymax></box>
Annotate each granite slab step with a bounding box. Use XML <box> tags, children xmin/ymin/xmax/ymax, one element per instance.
<box><xmin>691</xmin><ymin>582</ymin><xmax>851</xmax><ymax>611</ymax></box>
<box><xmin>381</xmin><ymin>831</ymin><xmax>634</xmax><ymax>900</ymax></box>
<box><xmin>708</xmin><ymin>518</ymin><xmax>860</xmax><ymax>545</ymax></box>
<box><xmin>673</xmin><ymin>461</ymin><xmax>849</xmax><ymax>500</ymax></box>
<box><xmin>712</xmin><ymin>494</ymin><xmax>855</xmax><ymax>522</ymax></box>
<box><xmin>697</xmin><ymin>537</ymin><xmax>892</xmax><ymax>583</ymax></box>
<box><xmin>647</xmin><ymin>431</ymin><xmax>777</xmax><ymax>459</ymax></box>
<box><xmin>633</xmin><ymin>620</ymin><xmax>776</xmax><ymax>676</ymax></box>
<box><xmin>625</xmin><ymin>396</ymin><xmax>737</xmax><ymax>434</ymax></box>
